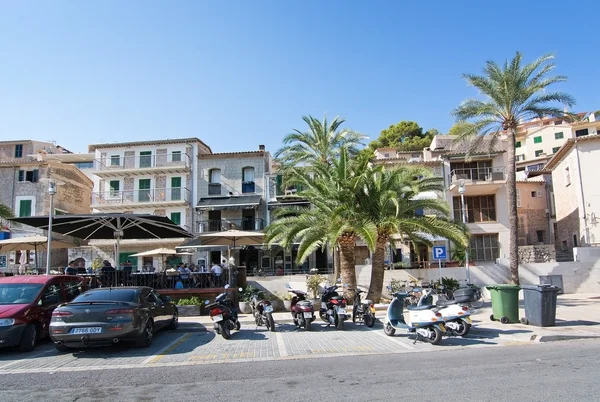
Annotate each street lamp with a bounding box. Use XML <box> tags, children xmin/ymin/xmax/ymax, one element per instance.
<box><xmin>45</xmin><ymin>179</ymin><xmax>56</xmax><ymax>275</ymax></box>
<box><xmin>458</xmin><ymin>180</ymin><xmax>471</xmax><ymax>284</ymax></box>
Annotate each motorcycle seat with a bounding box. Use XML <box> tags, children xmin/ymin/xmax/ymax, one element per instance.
<box><xmin>436</xmin><ymin>299</ymin><xmax>458</xmax><ymax>307</ymax></box>
<box><xmin>406</xmin><ymin>304</ymin><xmax>435</xmax><ymax>311</ymax></box>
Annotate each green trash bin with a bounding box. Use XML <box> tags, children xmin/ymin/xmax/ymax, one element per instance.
<box><xmin>486</xmin><ymin>284</ymin><xmax>521</xmax><ymax>324</ymax></box>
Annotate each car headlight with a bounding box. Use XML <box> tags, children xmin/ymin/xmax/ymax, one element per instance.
<box><xmin>0</xmin><ymin>318</ymin><xmax>15</xmax><ymax>327</ymax></box>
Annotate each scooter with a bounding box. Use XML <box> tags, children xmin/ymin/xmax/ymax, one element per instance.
<box><xmin>351</xmin><ymin>288</ymin><xmax>375</xmax><ymax>327</ymax></box>
<box><xmin>417</xmin><ymin>288</ymin><xmax>472</xmax><ymax>337</ymax></box>
<box><xmin>250</xmin><ymin>290</ymin><xmax>276</xmax><ymax>332</ymax></box>
<box><xmin>286</xmin><ymin>284</ymin><xmax>315</xmax><ymax>331</ymax></box>
<box><xmin>205</xmin><ymin>284</ymin><xmax>241</xmax><ymax>339</ymax></box>
<box><xmin>383</xmin><ymin>290</ymin><xmax>446</xmax><ymax>345</ymax></box>
<box><xmin>320</xmin><ymin>282</ymin><xmax>347</xmax><ymax>330</ymax></box>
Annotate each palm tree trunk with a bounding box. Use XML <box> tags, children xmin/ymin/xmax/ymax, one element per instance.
<box><xmin>507</xmin><ymin>129</ymin><xmax>520</xmax><ymax>285</ymax></box>
<box><xmin>333</xmin><ymin>246</ymin><xmax>341</xmax><ymax>279</ymax></box>
<box><xmin>337</xmin><ymin>234</ymin><xmax>357</xmax><ymax>301</ymax></box>
<box><xmin>367</xmin><ymin>235</ymin><xmax>386</xmax><ymax>303</ymax></box>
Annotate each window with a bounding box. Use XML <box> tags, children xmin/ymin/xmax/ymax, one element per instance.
<box><xmin>534</xmin><ymin>136</ymin><xmax>542</xmax><ymax>144</ymax></box>
<box><xmin>469</xmin><ymin>234</ymin><xmax>499</xmax><ymax>261</ymax></box>
<box><xmin>139</xmin><ymin>151</ymin><xmax>152</xmax><ymax>168</ymax></box>
<box><xmin>171</xmin><ymin>177</ymin><xmax>182</xmax><ymax>201</ymax></box>
<box><xmin>554</xmin><ymin>120</ymin><xmax>563</xmax><ymax>125</ymax></box>
<box><xmin>138</xmin><ymin>179</ymin><xmax>151</xmax><ymax>202</ymax></box>
<box><xmin>575</xmin><ymin>129</ymin><xmax>589</xmax><ymax>137</ymax></box>
<box><xmin>552</xmin><ymin>147</ymin><xmax>561</xmax><ymax>154</ymax></box>
<box><xmin>534</xmin><ymin>150</ymin><xmax>544</xmax><ymax>157</ymax></box>
<box><xmin>109</xmin><ymin>180</ymin><xmax>120</xmax><ymax>197</ymax></box>
<box><xmin>73</xmin><ymin>289</ymin><xmax>137</xmax><ymax>303</ymax></box>
<box><xmin>242</xmin><ymin>167</ymin><xmax>255</xmax><ymax>193</ymax></box>
<box><xmin>110</xmin><ymin>155</ymin><xmax>120</xmax><ymax>166</ymax></box>
<box><xmin>14</xmin><ymin>144</ymin><xmax>23</xmax><ymax>158</ymax></box>
<box><xmin>531</xmin><ymin>191</ymin><xmax>542</xmax><ymax>198</ymax></box>
<box><xmin>54</xmin><ymin>209</ymin><xmax>69</xmax><ymax>215</ymax></box>
<box><xmin>415</xmin><ymin>209</ymin><xmax>424</xmax><ymax>216</ymax></box>
<box><xmin>18</xmin><ymin>169</ymin><xmax>39</xmax><ymax>183</ymax></box>
<box><xmin>516</xmin><ymin>154</ymin><xmax>526</xmax><ymax>162</ymax></box>
<box><xmin>515</xmin><ymin>141</ymin><xmax>521</xmax><ymax>148</ymax></box>
<box><xmin>42</xmin><ymin>284</ymin><xmax>64</xmax><ymax>306</ymax></box>
<box><xmin>171</xmin><ymin>151</ymin><xmax>182</xmax><ymax>162</ymax></box>
<box><xmin>516</xmin><ymin>188</ymin><xmax>521</xmax><ymax>208</ymax></box>
<box><xmin>384</xmin><ymin>153</ymin><xmax>390</xmax><ymax>157</ymax></box>
<box><xmin>453</xmin><ymin>195</ymin><xmax>496</xmax><ymax>223</ymax></box>
<box><xmin>74</xmin><ymin>162</ymin><xmax>93</xmax><ymax>169</ymax></box>
<box><xmin>536</xmin><ymin>230</ymin><xmax>545</xmax><ymax>243</ymax></box>
<box><xmin>64</xmin><ymin>280</ymin><xmax>83</xmax><ymax>301</ymax></box>
<box><xmin>170</xmin><ymin>212</ymin><xmax>181</xmax><ymax>225</ymax></box>
<box><xmin>18</xmin><ymin>199</ymin><xmax>32</xmax><ymax>217</ymax></box>
<box><xmin>450</xmin><ymin>160</ymin><xmax>492</xmax><ymax>181</ymax></box>
<box><xmin>564</xmin><ymin>166</ymin><xmax>571</xmax><ymax>186</ymax></box>
<box><xmin>208</xmin><ymin>169</ymin><xmax>221</xmax><ymax>195</ymax></box>
<box><xmin>554</xmin><ymin>132</ymin><xmax>564</xmax><ymax>140</ymax></box>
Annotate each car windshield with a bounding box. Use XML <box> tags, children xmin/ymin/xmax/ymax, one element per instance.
<box><xmin>72</xmin><ymin>289</ymin><xmax>138</xmax><ymax>303</ymax></box>
<box><xmin>0</xmin><ymin>284</ymin><xmax>44</xmax><ymax>305</ymax></box>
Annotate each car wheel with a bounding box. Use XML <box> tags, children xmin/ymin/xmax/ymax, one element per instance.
<box><xmin>136</xmin><ymin>320</ymin><xmax>154</xmax><ymax>348</ymax></box>
<box><xmin>55</xmin><ymin>343</ymin><xmax>71</xmax><ymax>353</ymax></box>
<box><xmin>19</xmin><ymin>324</ymin><xmax>37</xmax><ymax>352</ymax></box>
<box><xmin>169</xmin><ymin>309</ymin><xmax>179</xmax><ymax>330</ymax></box>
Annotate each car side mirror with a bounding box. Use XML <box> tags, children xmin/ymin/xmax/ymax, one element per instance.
<box><xmin>204</xmin><ymin>300</ymin><xmax>210</xmax><ymax>305</ymax></box>
<box><xmin>162</xmin><ymin>295</ymin><xmax>172</xmax><ymax>302</ymax></box>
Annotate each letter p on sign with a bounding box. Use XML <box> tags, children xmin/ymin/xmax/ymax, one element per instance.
<box><xmin>432</xmin><ymin>246</ymin><xmax>446</xmax><ymax>260</ymax></box>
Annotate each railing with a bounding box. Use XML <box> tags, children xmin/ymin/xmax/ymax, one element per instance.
<box><xmin>450</xmin><ymin>167</ymin><xmax>506</xmax><ymax>183</ymax></box>
<box><xmin>197</xmin><ymin>218</ymin><xmax>265</xmax><ymax>233</ymax></box>
<box><xmin>95</xmin><ymin>153</ymin><xmax>191</xmax><ymax>171</ymax></box>
<box><xmin>242</xmin><ymin>181</ymin><xmax>255</xmax><ymax>193</ymax></box>
<box><xmin>92</xmin><ymin>187</ymin><xmax>190</xmax><ymax>205</ymax></box>
<box><xmin>208</xmin><ymin>183</ymin><xmax>221</xmax><ymax>195</ymax></box>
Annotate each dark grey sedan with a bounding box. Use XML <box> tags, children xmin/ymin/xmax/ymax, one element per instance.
<box><xmin>49</xmin><ymin>287</ymin><xmax>178</xmax><ymax>352</ymax></box>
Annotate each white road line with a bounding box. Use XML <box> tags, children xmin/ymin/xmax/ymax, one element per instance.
<box><xmin>373</xmin><ymin>328</ymin><xmax>417</xmax><ymax>350</ymax></box>
<box><xmin>141</xmin><ymin>333</ymin><xmax>190</xmax><ymax>365</ymax></box>
<box><xmin>0</xmin><ymin>347</ymin><xmax>56</xmax><ymax>370</ymax></box>
<box><xmin>275</xmin><ymin>332</ymin><xmax>288</xmax><ymax>357</ymax></box>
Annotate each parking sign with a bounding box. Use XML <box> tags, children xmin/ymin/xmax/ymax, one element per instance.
<box><xmin>432</xmin><ymin>246</ymin><xmax>447</xmax><ymax>260</ymax></box>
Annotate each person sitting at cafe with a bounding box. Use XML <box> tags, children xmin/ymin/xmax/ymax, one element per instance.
<box><xmin>210</xmin><ymin>261</ymin><xmax>223</xmax><ymax>287</ymax></box>
<box><xmin>65</xmin><ymin>261</ymin><xmax>77</xmax><ymax>275</ymax></box>
<box><xmin>122</xmin><ymin>260</ymin><xmax>133</xmax><ymax>272</ymax></box>
<box><xmin>76</xmin><ymin>261</ymin><xmax>87</xmax><ymax>274</ymax></box>
<box><xmin>100</xmin><ymin>260</ymin><xmax>116</xmax><ymax>273</ymax></box>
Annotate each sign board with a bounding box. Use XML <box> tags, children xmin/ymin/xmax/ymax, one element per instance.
<box><xmin>432</xmin><ymin>246</ymin><xmax>447</xmax><ymax>260</ymax></box>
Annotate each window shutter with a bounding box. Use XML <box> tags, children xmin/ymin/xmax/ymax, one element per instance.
<box><xmin>18</xmin><ymin>170</ymin><xmax>24</xmax><ymax>182</ymax></box>
<box><xmin>32</xmin><ymin>170</ymin><xmax>39</xmax><ymax>183</ymax></box>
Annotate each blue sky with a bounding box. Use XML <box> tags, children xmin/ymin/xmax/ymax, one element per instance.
<box><xmin>1</xmin><ymin>1</ymin><xmax>598</xmax><ymax>154</ymax></box>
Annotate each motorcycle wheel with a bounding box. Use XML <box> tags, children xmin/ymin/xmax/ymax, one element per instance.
<box><xmin>352</xmin><ymin>305</ymin><xmax>357</xmax><ymax>323</ymax></box>
<box><xmin>455</xmin><ymin>321</ymin><xmax>471</xmax><ymax>337</ymax></box>
<box><xmin>335</xmin><ymin>313</ymin><xmax>344</xmax><ymax>330</ymax></box>
<box><xmin>220</xmin><ymin>323</ymin><xmax>231</xmax><ymax>340</ymax></box>
<box><xmin>424</xmin><ymin>327</ymin><xmax>443</xmax><ymax>345</ymax></box>
<box><xmin>267</xmin><ymin>314</ymin><xmax>276</xmax><ymax>332</ymax></box>
<box><xmin>383</xmin><ymin>322</ymin><xmax>396</xmax><ymax>336</ymax></box>
<box><xmin>304</xmin><ymin>317</ymin><xmax>312</xmax><ymax>331</ymax></box>
<box><xmin>319</xmin><ymin>311</ymin><xmax>328</xmax><ymax>323</ymax></box>
<box><xmin>364</xmin><ymin>313</ymin><xmax>375</xmax><ymax>328</ymax></box>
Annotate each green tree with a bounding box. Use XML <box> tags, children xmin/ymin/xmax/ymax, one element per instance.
<box><xmin>366</xmin><ymin>121</ymin><xmax>438</xmax><ymax>153</ymax></box>
<box><xmin>354</xmin><ymin>159</ymin><xmax>468</xmax><ymax>302</ymax></box>
<box><xmin>447</xmin><ymin>121</ymin><xmax>474</xmax><ymax>137</ymax></box>
<box><xmin>453</xmin><ymin>52</ymin><xmax>574</xmax><ymax>284</ymax></box>
<box><xmin>0</xmin><ymin>203</ymin><xmax>13</xmax><ymax>220</ymax></box>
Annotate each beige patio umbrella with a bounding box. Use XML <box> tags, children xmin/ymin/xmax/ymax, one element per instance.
<box><xmin>0</xmin><ymin>235</ymin><xmax>77</xmax><ymax>268</ymax></box>
<box><xmin>129</xmin><ymin>247</ymin><xmax>192</xmax><ymax>270</ymax></box>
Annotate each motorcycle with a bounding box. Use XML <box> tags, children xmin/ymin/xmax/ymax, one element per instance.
<box><xmin>285</xmin><ymin>284</ymin><xmax>315</xmax><ymax>331</ymax></box>
<box><xmin>250</xmin><ymin>290</ymin><xmax>276</xmax><ymax>332</ymax></box>
<box><xmin>205</xmin><ymin>284</ymin><xmax>241</xmax><ymax>339</ymax></box>
<box><xmin>417</xmin><ymin>288</ymin><xmax>472</xmax><ymax>337</ymax></box>
<box><xmin>351</xmin><ymin>288</ymin><xmax>376</xmax><ymax>327</ymax></box>
<box><xmin>383</xmin><ymin>290</ymin><xmax>446</xmax><ymax>345</ymax></box>
<box><xmin>319</xmin><ymin>282</ymin><xmax>347</xmax><ymax>330</ymax></box>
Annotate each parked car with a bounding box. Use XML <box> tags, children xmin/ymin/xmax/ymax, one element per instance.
<box><xmin>50</xmin><ymin>286</ymin><xmax>178</xmax><ymax>352</ymax></box>
<box><xmin>0</xmin><ymin>275</ymin><xmax>86</xmax><ymax>352</ymax></box>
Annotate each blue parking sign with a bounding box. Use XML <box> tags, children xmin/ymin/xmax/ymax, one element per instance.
<box><xmin>432</xmin><ymin>246</ymin><xmax>447</xmax><ymax>260</ymax></box>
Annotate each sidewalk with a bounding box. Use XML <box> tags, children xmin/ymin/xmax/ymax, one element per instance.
<box><xmin>178</xmin><ymin>293</ymin><xmax>600</xmax><ymax>344</ymax></box>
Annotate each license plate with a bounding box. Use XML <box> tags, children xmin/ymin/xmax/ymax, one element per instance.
<box><xmin>337</xmin><ymin>308</ymin><xmax>346</xmax><ymax>315</ymax></box>
<box><xmin>438</xmin><ymin>324</ymin><xmax>446</xmax><ymax>332</ymax></box>
<box><xmin>71</xmin><ymin>327</ymin><xmax>102</xmax><ymax>334</ymax></box>
<box><xmin>303</xmin><ymin>312</ymin><xmax>312</xmax><ymax>319</ymax></box>
<box><xmin>264</xmin><ymin>305</ymin><xmax>274</xmax><ymax>313</ymax></box>
<box><xmin>464</xmin><ymin>316</ymin><xmax>472</xmax><ymax>324</ymax></box>
<box><xmin>213</xmin><ymin>314</ymin><xmax>223</xmax><ymax>322</ymax></box>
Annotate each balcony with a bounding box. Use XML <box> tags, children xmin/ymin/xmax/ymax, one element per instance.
<box><xmin>93</xmin><ymin>153</ymin><xmax>191</xmax><ymax>178</ymax></box>
<box><xmin>91</xmin><ymin>187</ymin><xmax>190</xmax><ymax>210</ymax></box>
<box><xmin>448</xmin><ymin>167</ymin><xmax>506</xmax><ymax>196</ymax></box>
<box><xmin>208</xmin><ymin>183</ymin><xmax>221</xmax><ymax>196</ymax></box>
<box><xmin>197</xmin><ymin>218</ymin><xmax>265</xmax><ymax>233</ymax></box>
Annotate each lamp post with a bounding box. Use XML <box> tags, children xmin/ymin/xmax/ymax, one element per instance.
<box><xmin>458</xmin><ymin>180</ymin><xmax>471</xmax><ymax>284</ymax></box>
<box><xmin>46</xmin><ymin>179</ymin><xmax>56</xmax><ymax>275</ymax></box>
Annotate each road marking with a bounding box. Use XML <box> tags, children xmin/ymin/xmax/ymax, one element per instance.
<box><xmin>275</xmin><ymin>331</ymin><xmax>288</xmax><ymax>357</ymax></box>
<box><xmin>0</xmin><ymin>347</ymin><xmax>56</xmax><ymax>370</ymax></box>
<box><xmin>143</xmin><ymin>333</ymin><xmax>192</xmax><ymax>365</ymax></box>
<box><xmin>373</xmin><ymin>328</ymin><xmax>417</xmax><ymax>350</ymax></box>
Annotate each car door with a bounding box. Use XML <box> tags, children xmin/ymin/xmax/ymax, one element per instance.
<box><xmin>153</xmin><ymin>290</ymin><xmax>173</xmax><ymax>323</ymax></box>
<box><xmin>143</xmin><ymin>289</ymin><xmax>166</xmax><ymax>328</ymax></box>
<box><xmin>62</xmin><ymin>278</ymin><xmax>84</xmax><ymax>303</ymax></box>
<box><xmin>39</xmin><ymin>281</ymin><xmax>65</xmax><ymax>337</ymax></box>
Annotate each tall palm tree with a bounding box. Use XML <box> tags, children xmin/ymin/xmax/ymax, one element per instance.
<box><xmin>453</xmin><ymin>52</ymin><xmax>574</xmax><ymax>284</ymax></box>
<box><xmin>355</xmin><ymin>161</ymin><xmax>468</xmax><ymax>302</ymax></box>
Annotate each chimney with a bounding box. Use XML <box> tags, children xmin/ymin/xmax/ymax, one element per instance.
<box><xmin>258</xmin><ymin>145</ymin><xmax>265</xmax><ymax>151</ymax></box>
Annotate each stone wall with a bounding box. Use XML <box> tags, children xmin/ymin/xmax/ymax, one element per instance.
<box><xmin>518</xmin><ymin>244</ymin><xmax>556</xmax><ymax>263</ymax></box>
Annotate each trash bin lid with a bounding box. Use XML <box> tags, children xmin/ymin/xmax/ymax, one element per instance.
<box><xmin>521</xmin><ymin>284</ymin><xmax>559</xmax><ymax>292</ymax></box>
<box><xmin>486</xmin><ymin>284</ymin><xmax>521</xmax><ymax>290</ymax></box>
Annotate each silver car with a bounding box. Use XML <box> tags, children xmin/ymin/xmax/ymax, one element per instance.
<box><xmin>49</xmin><ymin>286</ymin><xmax>178</xmax><ymax>352</ymax></box>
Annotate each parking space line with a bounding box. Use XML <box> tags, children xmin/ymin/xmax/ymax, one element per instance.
<box><xmin>0</xmin><ymin>347</ymin><xmax>56</xmax><ymax>370</ymax></box>
<box><xmin>143</xmin><ymin>333</ymin><xmax>192</xmax><ymax>365</ymax></box>
<box><xmin>275</xmin><ymin>332</ymin><xmax>288</xmax><ymax>357</ymax></box>
<box><xmin>372</xmin><ymin>329</ymin><xmax>417</xmax><ymax>350</ymax></box>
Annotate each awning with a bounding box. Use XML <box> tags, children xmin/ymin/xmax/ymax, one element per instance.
<box><xmin>196</xmin><ymin>195</ymin><xmax>262</xmax><ymax>211</ymax></box>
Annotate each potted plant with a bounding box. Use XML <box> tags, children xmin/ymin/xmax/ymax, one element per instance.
<box><xmin>238</xmin><ymin>286</ymin><xmax>260</xmax><ymax>314</ymax></box>
<box><xmin>281</xmin><ymin>291</ymin><xmax>293</xmax><ymax>311</ymax></box>
<box><xmin>269</xmin><ymin>292</ymin><xmax>283</xmax><ymax>312</ymax></box>
<box><xmin>449</xmin><ymin>247</ymin><xmax>471</xmax><ymax>267</ymax></box>
<box><xmin>176</xmin><ymin>296</ymin><xmax>203</xmax><ymax>316</ymax></box>
<box><xmin>306</xmin><ymin>274</ymin><xmax>325</xmax><ymax>302</ymax></box>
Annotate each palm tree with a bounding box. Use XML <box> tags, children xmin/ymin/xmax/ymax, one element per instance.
<box><xmin>453</xmin><ymin>52</ymin><xmax>575</xmax><ymax>284</ymax></box>
<box><xmin>355</xmin><ymin>161</ymin><xmax>468</xmax><ymax>302</ymax></box>
<box><xmin>266</xmin><ymin>149</ymin><xmax>375</xmax><ymax>299</ymax></box>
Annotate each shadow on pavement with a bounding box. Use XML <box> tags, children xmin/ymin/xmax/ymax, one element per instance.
<box><xmin>439</xmin><ymin>337</ymin><xmax>497</xmax><ymax>347</ymax></box>
<box><xmin>468</xmin><ymin>327</ymin><xmax>533</xmax><ymax>340</ymax></box>
<box><xmin>223</xmin><ymin>330</ymin><xmax>268</xmax><ymax>341</ymax></box>
<box><xmin>554</xmin><ymin>319</ymin><xmax>600</xmax><ymax>327</ymax></box>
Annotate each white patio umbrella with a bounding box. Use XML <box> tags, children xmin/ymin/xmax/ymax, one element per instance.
<box><xmin>0</xmin><ymin>236</ymin><xmax>76</xmax><ymax>268</ymax></box>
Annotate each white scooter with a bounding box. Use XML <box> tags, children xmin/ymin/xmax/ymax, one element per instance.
<box><xmin>417</xmin><ymin>288</ymin><xmax>472</xmax><ymax>337</ymax></box>
<box><xmin>383</xmin><ymin>290</ymin><xmax>446</xmax><ymax>345</ymax></box>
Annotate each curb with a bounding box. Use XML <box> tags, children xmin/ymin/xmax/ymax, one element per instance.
<box><xmin>537</xmin><ymin>335</ymin><xmax>600</xmax><ymax>343</ymax></box>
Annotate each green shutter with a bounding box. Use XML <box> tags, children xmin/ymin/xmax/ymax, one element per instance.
<box><xmin>19</xmin><ymin>200</ymin><xmax>32</xmax><ymax>217</ymax></box>
<box><xmin>515</xmin><ymin>141</ymin><xmax>521</xmax><ymax>148</ymax></box>
<box><xmin>170</xmin><ymin>212</ymin><xmax>181</xmax><ymax>225</ymax></box>
<box><xmin>534</xmin><ymin>136</ymin><xmax>542</xmax><ymax>144</ymax></box>
<box><xmin>171</xmin><ymin>177</ymin><xmax>181</xmax><ymax>187</ymax></box>
<box><xmin>18</xmin><ymin>170</ymin><xmax>24</xmax><ymax>182</ymax></box>
<box><xmin>32</xmin><ymin>170</ymin><xmax>39</xmax><ymax>183</ymax></box>
<box><xmin>276</xmin><ymin>175</ymin><xmax>283</xmax><ymax>195</ymax></box>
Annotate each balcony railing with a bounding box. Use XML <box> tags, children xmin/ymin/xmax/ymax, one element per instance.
<box><xmin>242</xmin><ymin>181</ymin><xmax>255</xmax><ymax>193</ymax></box>
<box><xmin>95</xmin><ymin>153</ymin><xmax>191</xmax><ymax>171</ymax></box>
<box><xmin>197</xmin><ymin>218</ymin><xmax>265</xmax><ymax>233</ymax></box>
<box><xmin>208</xmin><ymin>183</ymin><xmax>221</xmax><ymax>195</ymax></box>
<box><xmin>450</xmin><ymin>167</ymin><xmax>506</xmax><ymax>183</ymax></box>
<box><xmin>92</xmin><ymin>187</ymin><xmax>190</xmax><ymax>206</ymax></box>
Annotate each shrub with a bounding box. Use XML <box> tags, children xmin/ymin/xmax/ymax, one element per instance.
<box><xmin>306</xmin><ymin>274</ymin><xmax>326</xmax><ymax>299</ymax></box>
<box><xmin>239</xmin><ymin>286</ymin><xmax>263</xmax><ymax>302</ymax></box>
<box><xmin>176</xmin><ymin>296</ymin><xmax>203</xmax><ymax>306</ymax></box>
<box><xmin>439</xmin><ymin>277</ymin><xmax>460</xmax><ymax>292</ymax></box>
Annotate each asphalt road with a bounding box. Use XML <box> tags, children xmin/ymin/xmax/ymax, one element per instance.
<box><xmin>1</xmin><ymin>339</ymin><xmax>599</xmax><ymax>402</ymax></box>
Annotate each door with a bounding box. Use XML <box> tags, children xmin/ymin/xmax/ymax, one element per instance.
<box><xmin>119</xmin><ymin>252</ymin><xmax>136</xmax><ymax>270</ymax></box>
<box><xmin>138</xmin><ymin>179</ymin><xmax>151</xmax><ymax>202</ymax></box>
<box><xmin>40</xmin><ymin>281</ymin><xmax>65</xmax><ymax>337</ymax></box>
<box><xmin>171</xmin><ymin>177</ymin><xmax>182</xmax><ymax>201</ymax></box>
<box><xmin>139</xmin><ymin>151</ymin><xmax>152</xmax><ymax>168</ymax></box>
<box><xmin>210</xmin><ymin>251</ymin><xmax>221</xmax><ymax>267</ymax></box>
<box><xmin>242</xmin><ymin>210</ymin><xmax>254</xmax><ymax>231</ymax></box>
<box><xmin>208</xmin><ymin>210</ymin><xmax>221</xmax><ymax>232</ymax></box>
<box><xmin>142</xmin><ymin>288</ymin><xmax>166</xmax><ymax>327</ymax></box>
